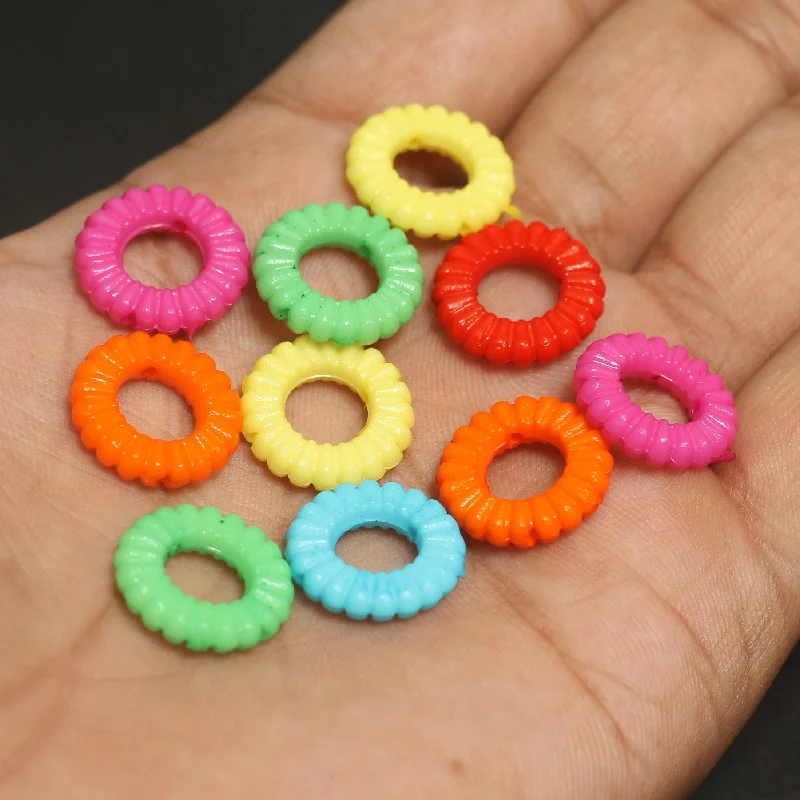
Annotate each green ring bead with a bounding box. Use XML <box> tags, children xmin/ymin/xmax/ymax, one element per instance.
<box><xmin>114</xmin><ymin>505</ymin><xmax>294</xmax><ymax>653</ymax></box>
<box><xmin>252</xmin><ymin>202</ymin><xmax>424</xmax><ymax>345</ymax></box>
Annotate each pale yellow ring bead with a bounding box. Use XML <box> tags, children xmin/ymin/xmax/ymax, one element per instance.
<box><xmin>345</xmin><ymin>104</ymin><xmax>519</xmax><ymax>240</ymax></box>
<box><xmin>241</xmin><ymin>335</ymin><xmax>414</xmax><ymax>491</ymax></box>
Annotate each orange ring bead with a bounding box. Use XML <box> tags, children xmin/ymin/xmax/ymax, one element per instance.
<box><xmin>70</xmin><ymin>332</ymin><xmax>242</xmax><ymax>488</ymax></box>
<box><xmin>437</xmin><ymin>396</ymin><xmax>613</xmax><ymax>547</ymax></box>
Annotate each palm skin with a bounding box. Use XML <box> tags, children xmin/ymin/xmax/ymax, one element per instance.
<box><xmin>2</xmin><ymin>1</ymin><xmax>800</xmax><ymax>797</ymax></box>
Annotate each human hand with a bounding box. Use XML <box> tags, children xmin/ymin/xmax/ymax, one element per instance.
<box><xmin>1</xmin><ymin>1</ymin><xmax>799</xmax><ymax>797</ymax></box>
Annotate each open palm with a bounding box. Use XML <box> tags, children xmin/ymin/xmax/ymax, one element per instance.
<box><xmin>2</xmin><ymin>1</ymin><xmax>800</xmax><ymax>797</ymax></box>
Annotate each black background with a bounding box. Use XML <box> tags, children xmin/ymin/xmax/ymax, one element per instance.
<box><xmin>1</xmin><ymin>1</ymin><xmax>798</xmax><ymax>796</ymax></box>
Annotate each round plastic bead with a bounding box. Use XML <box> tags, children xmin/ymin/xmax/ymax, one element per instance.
<box><xmin>75</xmin><ymin>184</ymin><xmax>249</xmax><ymax>336</ymax></box>
<box><xmin>285</xmin><ymin>481</ymin><xmax>466</xmax><ymax>621</ymax></box>
<box><xmin>574</xmin><ymin>333</ymin><xmax>738</xmax><ymax>468</ymax></box>
<box><xmin>252</xmin><ymin>202</ymin><xmax>423</xmax><ymax>345</ymax></box>
<box><xmin>346</xmin><ymin>104</ymin><xmax>518</xmax><ymax>240</ymax></box>
<box><xmin>114</xmin><ymin>505</ymin><xmax>294</xmax><ymax>652</ymax></box>
<box><xmin>437</xmin><ymin>396</ymin><xmax>614</xmax><ymax>547</ymax></box>
<box><xmin>432</xmin><ymin>219</ymin><xmax>605</xmax><ymax>365</ymax></box>
<box><xmin>241</xmin><ymin>335</ymin><xmax>414</xmax><ymax>491</ymax></box>
<box><xmin>70</xmin><ymin>332</ymin><xmax>241</xmax><ymax>488</ymax></box>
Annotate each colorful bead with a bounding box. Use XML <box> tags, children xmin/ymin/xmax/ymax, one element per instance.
<box><xmin>346</xmin><ymin>104</ymin><xmax>518</xmax><ymax>239</ymax></box>
<box><xmin>432</xmin><ymin>220</ymin><xmax>605</xmax><ymax>365</ymax></box>
<box><xmin>285</xmin><ymin>481</ymin><xmax>466</xmax><ymax>621</ymax></box>
<box><xmin>115</xmin><ymin>505</ymin><xmax>294</xmax><ymax>652</ymax></box>
<box><xmin>241</xmin><ymin>336</ymin><xmax>414</xmax><ymax>491</ymax></box>
<box><xmin>75</xmin><ymin>185</ymin><xmax>249</xmax><ymax>336</ymax></box>
<box><xmin>253</xmin><ymin>203</ymin><xmax>423</xmax><ymax>345</ymax></box>
<box><xmin>70</xmin><ymin>332</ymin><xmax>241</xmax><ymax>488</ymax></box>
<box><xmin>574</xmin><ymin>333</ymin><xmax>737</xmax><ymax>468</ymax></box>
<box><xmin>437</xmin><ymin>396</ymin><xmax>613</xmax><ymax>547</ymax></box>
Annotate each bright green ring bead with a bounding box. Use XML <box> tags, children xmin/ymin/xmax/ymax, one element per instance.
<box><xmin>114</xmin><ymin>505</ymin><xmax>294</xmax><ymax>653</ymax></box>
<box><xmin>253</xmin><ymin>202</ymin><xmax>424</xmax><ymax>346</ymax></box>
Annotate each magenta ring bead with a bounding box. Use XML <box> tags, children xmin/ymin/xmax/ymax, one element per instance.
<box><xmin>75</xmin><ymin>185</ymin><xmax>250</xmax><ymax>336</ymax></box>
<box><xmin>574</xmin><ymin>333</ymin><xmax>738</xmax><ymax>469</ymax></box>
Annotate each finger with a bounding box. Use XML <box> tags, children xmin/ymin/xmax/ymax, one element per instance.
<box><xmin>503</xmin><ymin>0</ymin><xmax>800</xmax><ymax>272</ymax></box>
<box><xmin>259</xmin><ymin>0</ymin><xmax>622</xmax><ymax>134</ymax></box>
<box><xmin>5</xmin><ymin>0</ymin><xmax>623</xmax><ymax>260</ymax></box>
<box><xmin>635</xmin><ymin>98</ymin><xmax>800</xmax><ymax>388</ymax></box>
<box><xmin>720</xmin><ymin>328</ymin><xmax>800</xmax><ymax>603</ymax></box>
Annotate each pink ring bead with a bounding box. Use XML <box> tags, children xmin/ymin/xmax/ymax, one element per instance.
<box><xmin>574</xmin><ymin>333</ymin><xmax>737</xmax><ymax>469</ymax></box>
<box><xmin>75</xmin><ymin>185</ymin><xmax>250</xmax><ymax>336</ymax></box>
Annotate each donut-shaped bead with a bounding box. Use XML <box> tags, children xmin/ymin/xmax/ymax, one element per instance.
<box><xmin>253</xmin><ymin>203</ymin><xmax>423</xmax><ymax>345</ymax></box>
<box><xmin>75</xmin><ymin>185</ymin><xmax>249</xmax><ymax>336</ymax></box>
<box><xmin>115</xmin><ymin>505</ymin><xmax>293</xmax><ymax>652</ymax></box>
<box><xmin>437</xmin><ymin>396</ymin><xmax>613</xmax><ymax>547</ymax></box>
<box><xmin>285</xmin><ymin>481</ymin><xmax>466</xmax><ymax>621</ymax></box>
<box><xmin>574</xmin><ymin>333</ymin><xmax>737</xmax><ymax>468</ymax></box>
<box><xmin>432</xmin><ymin>220</ymin><xmax>605</xmax><ymax>365</ymax></box>
<box><xmin>70</xmin><ymin>332</ymin><xmax>241</xmax><ymax>487</ymax></box>
<box><xmin>346</xmin><ymin>104</ymin><xmax>518</xmax><ymax>240</ymax></box>
<box><xmin>241</xmin><ymin>336</ymin><xmax>413</xmax><ymax>491</ymax></box>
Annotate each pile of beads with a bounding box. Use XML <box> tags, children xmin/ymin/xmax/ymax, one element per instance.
<box><xmin>69</xmin><ymin>104</ymin><xmax>738</xmax><ymax>652</ymax></box>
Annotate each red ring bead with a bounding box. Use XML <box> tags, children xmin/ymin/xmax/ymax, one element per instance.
<box><xmin>432</xmin><ymin>220</ymin><xmax>605</xmax><ymax>365</ymax></box>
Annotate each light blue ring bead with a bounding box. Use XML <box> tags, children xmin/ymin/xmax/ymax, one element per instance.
<box><xmin>285</xmin><ymin>481</ymin><xmax>467</xmax><ymax>621</ymax></box>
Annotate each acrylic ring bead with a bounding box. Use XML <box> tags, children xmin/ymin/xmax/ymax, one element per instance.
<box><xmin>346</xmin><ymin>104</ymin><xmax>519</xmax><ymax>240</ymax></box>
<box><xmin>285</xmin><ymin>481</ymin><xmax>466</xmax><ymax>621</ymax></box>
<box><xmin>437</xmin><ymin>396</ymin><xmax>613</xmax><ymax>547</ymax></box>
<box><xmin>115</xmin><ymin>505</ymin><xmax>294</xmax><ymax>652</ymax></box>
<box><xmin>253</xmin><ymin>202</ymin><xmax>424</xmax><ymax>346</ymax></box>
<box><xmin>70</xmin><ymin>332</ymin><xmax>242</xmax><ymax>488</ymax></box>
<box><xmin>75</xmin><ymin>184</ymin><xmax>249</xmax><ymax>336</ymax></box>
<box><xmin>241</xmin><ymin>335</ymin><xmax>414</xmax><ymax>491</ymax></box>
<box><xmin>574</xmin><ymin>333</ymin><xmax>738</xmax><ymax>468</ymax></box>
<box><xmin>432</xmin><ymin>220</ymin><xmax>606</xmax><ymax>365</ymax></box>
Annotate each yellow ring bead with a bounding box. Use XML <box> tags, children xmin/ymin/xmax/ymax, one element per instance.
<box><xmin>241</xmin><ymin>336</ymin><xmax>414</xmax><ymax>491</ymax></box>
<box><xmin>346</xmin><ymin>104</ymin><xmax>519</xmax><ymax>240</ymax></box>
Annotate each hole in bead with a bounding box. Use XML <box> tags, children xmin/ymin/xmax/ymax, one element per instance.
<box><xmin>285</xmin><ymin>380</ymin><xmax>367</xmax><ymax>445</ymax></box>
<box><xmin>478</xmin><ymin>265</ymin><xmax>561</xmax><ymax>321</ymax></box>
<box><xmin>394</xmin><ymin>150</ymin><xmax>468</xmax><ymax>192</ymax></box>
<box><xmin>123</xmin><ymin>230</ymin><xmax>203</xmax><ymax>289</ymax></box>
<box><xmin>118</xmin><ymin>380</ymin><xmax>194</xmax><ymax>440</ymax></box>
<box><xmin>335</xmin><ymin>526</ymin><xmax>417</xmax><ymax>571</ymax></box>
<box><xmin>487</xmin><ymin>442</ymin><xmax>565</xmax><ymax>499</ymax></box>
<box><xmin>166</xmin><ymin>552</ymin><xmax>245</xmax><ymax>603</ymax></box>
<box><xmin>299</xmin><ymin>247</ymin><xmax>379</xmax><ymax>301</ymax></box>
<box><xmin>622</xmin><ymin>379</ymin><xmax>691</xmax><ymax>424</ymax></box>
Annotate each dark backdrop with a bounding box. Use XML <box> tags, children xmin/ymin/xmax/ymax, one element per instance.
<box><xmin>1</xmin><ymin>1</ymin><xmax>797</xmax><ymax>797</ymax></box>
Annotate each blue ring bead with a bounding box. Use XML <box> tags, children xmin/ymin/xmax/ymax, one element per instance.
<box><xmin>285</xmin><ymin>481</ymin><xmax>466</xmax><ymax>621</ymax></box>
